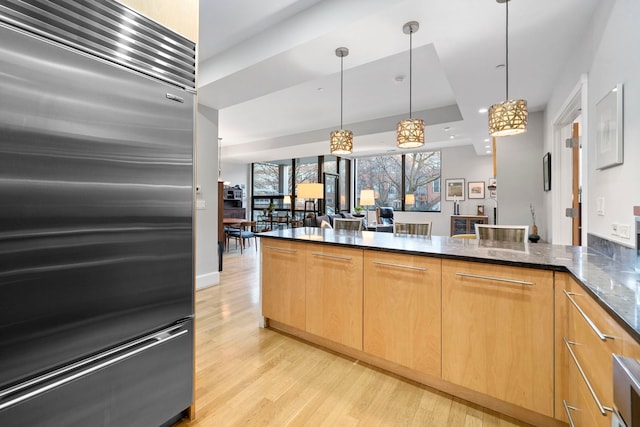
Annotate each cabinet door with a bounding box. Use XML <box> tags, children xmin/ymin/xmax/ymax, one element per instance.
<box><xmin>442</xmin><ymin>260</ymin><xmax>554</xmax><ymax>416</ymax></box>
<box><xmin>363</xmin><ymin>251</ymin><xmax>441</xmax><ymax>376</ymax></box>
<box><xmin>305</xmin><ymin>245</ymin><xmax>363</xmax><ymax>350</ymax></box>
<box><xmin>261</xmin><ymin>239</ymin><xmax>306</xmax><ymax>330</ymax></box>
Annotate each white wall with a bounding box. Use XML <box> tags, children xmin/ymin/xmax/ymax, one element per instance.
<box><xmin>545</xmin><ymin>0</ymin><xmax>639</xmax><ymax>248</ymax></box>
<box><xmin>496</xmin><ymin>111</ymin><xmax>546</xmax><ymax>238</ymax></box>
<box><xmin>195</xmin><ymin>104</ymin><xmax>220</xmax><ymax>289</ymax></box>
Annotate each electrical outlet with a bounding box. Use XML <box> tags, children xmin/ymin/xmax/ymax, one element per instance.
<box><xmin>611</xmin><ymin>223</ymin><xmax>618</xmax><ymax>236</ymax></box>
<box><xmin>618</xmin><ymin>224</ymin><xmax>631</xmax><ymax>239</ymax></box>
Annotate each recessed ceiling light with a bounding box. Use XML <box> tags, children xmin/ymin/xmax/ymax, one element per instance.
<box><xmin>483</xmin><ymin>138</ymin><xmax>490</xmax><ymax>142</ymax></box>
<box><xmin>495</xmin><ymin>63</ymin><xmax>505</xmax><ymax>69</ymax></box>
<box><xmin>485</xmin><ymin>145</ymin><xmax>491</xmax><ymax>148</ymax></box>
<box><xmin>449</xmin><ymin>135</ymin><xmax>455</xmax><ymax>139</ymax></box>
<box><xmin>443</xmin><ymin>126</ymin><xmax>451</xmax><ymax>131</ymax></box>
<box><xmin>478</xmin><ymin>108</ymin><xmax>488</xmax><ymax>114</ymax></box>
<box><xmin>394</xmin><ymin>75</ymin><xmax>405</xmax><ymax>83</ymax></box>
<box><xmin>486</xmin><ymin>150</ymin><xmax>492</xmax><ymax>154</ymax></box>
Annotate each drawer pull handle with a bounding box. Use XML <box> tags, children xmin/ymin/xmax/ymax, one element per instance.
<box><xmin>372</xmin><ymin>261</ymin><xmax>426</xmax><ymax>271</ymax></box>
<box><xmin>265</xmin><ymin>246</ymin><xmax>297</xmax><ymax>253</ymax></box>
<box><xmin>311</xmin><ymin>252</ymin><xmax>352</xmax><ymax>261</ymax></box>
<box><xmin>455</xmin><ymin>272</ymin><xmax>534</xmax><ymax>286</ymax></box>
<box><xmin>562</xmin><ymin>400</ymin><xmax>577</xmax><ymax>427</ymax></box>
<box><xmin>564</xmin><ymin>290</ymin><xmax>615</xmax><ymax>341</ymax></box>
<box><xmin>563</xmin><ymin>337</ymin><xmax>613</xmax><ymax>415</ymax></box>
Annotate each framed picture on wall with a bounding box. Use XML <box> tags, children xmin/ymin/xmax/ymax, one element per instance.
<box><xmin>595</xmin><ymin>83</ymin><xmax>623</xmax><ymax>170</ymax></box>
<box><xmin>543</xmin><ymin>152</ymin><xmax>551</xmax><ymax>191</ymax></box>
<box><xmin>468</xmin><ymin>181</ymin><xmax>485</xmax><ymax>199</ymax></box>
<box><xmin>445</xmin><ymin>178</ymin><xmax>465</xmax><ymax>201</ymax></box>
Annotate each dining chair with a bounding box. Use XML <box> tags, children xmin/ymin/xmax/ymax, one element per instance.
<box><xmin>393</xmin><ymin>222</ymin><xmax>432</xmax><ymax>237</ymax></box>
<box><xmin>475</xmin><ymin>224</ymin><xmax>529</xmax><ymax>242</ymax></box>
<box><xmin>333</xmin><ymin>218</ymin><xmax>363</xmax><ymax>231</ymax></box>
<box><xmin>239</xmin><ymin>221</ymin><xmax>258</xmax><ymax>253</ymax></box>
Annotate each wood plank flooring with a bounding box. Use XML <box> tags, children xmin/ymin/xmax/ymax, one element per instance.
<box><xmin>175</xmin><ymin>245</ymin><xmax>532</xmax><ymax>427</ymax></box>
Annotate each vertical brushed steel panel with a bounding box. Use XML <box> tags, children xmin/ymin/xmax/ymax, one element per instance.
<box><xmin>0</xmin><ymin>24</ymin><xmax>194</xmax><ymax>389</ymax></box>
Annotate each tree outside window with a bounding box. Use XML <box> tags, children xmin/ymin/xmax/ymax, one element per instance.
<box><xmin>356</xmin><ymin>151</ymin><xmax>441</xmax><ymax>212</ymax></box>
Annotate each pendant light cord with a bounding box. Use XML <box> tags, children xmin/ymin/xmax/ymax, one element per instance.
<box><xmin>409</xmin><ymin>28</ymin><xmax>413</xmax><ymax>118</ymax></box>
<box><xmin>505</xmin><ymin>0</ymin><xmax>509</xmax><ymax>101</ymax></box>
<box><xmin>340</xmin><ymin>54</ymin><xmax>344</xmax><ymax>129</ymax></box>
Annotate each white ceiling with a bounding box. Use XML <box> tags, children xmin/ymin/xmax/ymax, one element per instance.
<box><xmin>198</xmin><ymin>0</ymin><xmax>600</xmax><ymax>164</ymax></box>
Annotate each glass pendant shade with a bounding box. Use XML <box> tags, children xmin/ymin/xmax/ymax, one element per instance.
<box><xmin>397</xmin><ymin>118</ymin><xmax>425</xmax><ymax>148</ymax></box>
<box><xmin>488</xmin><ymin>99</ymin><xmax>528</xmax><ymax>136</ymax></box>
<box><xmin>330</xmin><ymin>129</ymin><xmax>353</xmax><ymax>155</ymax></box>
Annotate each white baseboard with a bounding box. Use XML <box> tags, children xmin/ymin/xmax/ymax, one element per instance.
<box><xmin>196</xmin><ymin>271</ymin><xmax>220</xmax><ymax>290</ymax></box>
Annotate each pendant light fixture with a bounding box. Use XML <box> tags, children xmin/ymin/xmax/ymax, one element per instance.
<box><xmin>397</xmin><ymin>21</ymin><xmax>424</xmax><ymax>149</ymax></box>
<box><xmin>488</xmin><ymin>0</ymin><xmax>527</xmax><ymax>137</ymax></box>
<box><xmin>329</xmin><ymin>47</ymin><xmax>353</xmax><ymax>155</ymax></box>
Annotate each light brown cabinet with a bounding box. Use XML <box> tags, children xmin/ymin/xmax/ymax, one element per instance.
<box><xmin>558</xmin><ymin>274</ymin><xmax>622</xmax><ymax>426</ymax></box>
<box><xmin>261</xmin><ymin>240</ymin><xmax>306</xmax><ymax>330</ymax></box>
<box><xmin>363</xmin><ymin>251</ymin><xmax>441</xmax><ymax>377</ymax></box>
<box><xmin>441</xmin><ymin>259</ymin><xmax>554</xmax><ymax>416</ymax></box>
<box><xmin>305</xmin><ymin>245</ymin><xmax>363</xmax><ymax>350</ymax></box>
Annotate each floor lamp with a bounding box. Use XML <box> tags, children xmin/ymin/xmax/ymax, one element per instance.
<box><xmin>298</xmin><ymin>183</ymin><xmax>324</xmax><ymax>224</ymax></box>
<box><xmin>359</xmin><ymin>189</ymin><xmax>375</xmax><ymax>227</ymax></box>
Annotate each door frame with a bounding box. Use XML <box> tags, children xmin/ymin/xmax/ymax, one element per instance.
<box><xmin>551</xmin><ymin>74</ymin><xmax>589</xmax><ymax>246</ymax></box>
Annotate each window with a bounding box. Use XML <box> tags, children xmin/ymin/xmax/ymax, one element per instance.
<box><xmin>404</xmin><ymin>152</ymin><xmax>441</xmax><ymax>212</ymax></box>
<box><xmin>356</xmin><ymin>151</ymin><xmax>441</xmax><ymax>212</ymax></box>
<box><xmin>356</xmin><ymin>155</ymin><xmax>402</xmax><ymax>208</ymax></box>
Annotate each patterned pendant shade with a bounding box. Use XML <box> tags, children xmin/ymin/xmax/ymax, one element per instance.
<box><xmin>330</xmin><ymin>129</ymin><xmax>353</xmax><ymax>155</ymax></box>
<box><xmin>488</xmin><ymin>99</ymin><xmax>527</xmax><ymax>136</ymax></box>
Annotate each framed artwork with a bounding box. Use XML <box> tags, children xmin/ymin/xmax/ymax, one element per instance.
<box><xmin>543</xmin><ymin>152</ymin><xmax>551</xmax><ymax>191</ymax></box>
<box><xmin>488</xmin><ymin>177</ymin><xmax>497</xmax><ymax>189</ymax></box>
<box><xmin>468</xmin><ymin>181</ymin><xmax>485</xmax><ymax>199</ymax></box>
<box><xmin>595</xmin><ymin>83</ymin><xmax>623</xmax><ymax>170</ymax></box>
<box><xmin>445</xmin><ymin>178</ymin><xmax>465</xmax><ymax>201</ymax></box>
<box><xmin>489</xmin><ymin>189</ymin><xmax>497</xmax><ymax>199</ymax></box>
<box><xmin>477</xmin><ymin>205</ymin><xmax>485</xmax><ymax>216</ymax></box>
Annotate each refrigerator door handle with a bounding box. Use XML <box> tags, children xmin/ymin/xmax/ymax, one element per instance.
<box><xmin>0</xmin><ymin>326</ymin><xmax>189</xmax><ymax>411</ymax></box>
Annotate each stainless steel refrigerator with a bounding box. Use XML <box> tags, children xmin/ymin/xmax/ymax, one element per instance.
<box><xmin>0</xmin><ymin>1</ymin><xmax>196</xmax><ymax>425</ymax></box>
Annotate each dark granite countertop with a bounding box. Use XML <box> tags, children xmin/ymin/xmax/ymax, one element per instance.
<box><xmin>259</xmin><ymin>227</ymin><xmax>640</xmax><ymax>342</ymax></box>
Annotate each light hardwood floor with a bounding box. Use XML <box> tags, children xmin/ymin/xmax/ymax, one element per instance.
<box><xmin>175</xmin><ymin>244</ymin><xmax>532</xmax><ymax>427</ymax></box>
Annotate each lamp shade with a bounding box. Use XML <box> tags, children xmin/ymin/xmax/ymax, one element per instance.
<box><xmin>283</xmin><ymin>195</ymin><xmax>291</xmax><ymax>205</ymax></box>
<box><xmin>488</xmin><ymin>99</ymin><xmax>528</xmax><ymax>136</ymax></box>
<box><xmin>397</xmin><ymin>118</ymin><xmax>425</xmax><ymax>148</ymax></box>
<box><xmin>298</xmin><ymin>183</ymin><xmax>324</xmax><ymax>199</ymax></box>
<box><xmin>330</xmin><ymin>129</ymin><xmax>353</xmax><ymax>155</ymax></box>
<box><xmin>405</xmin><ymin>194</ymin><xmax>415</xmax><ymax>205</ymax></box>
<box><xmin>359</xmin><ymin>189</ymin><xmax>375</xmax><ymax>206</ymax></box>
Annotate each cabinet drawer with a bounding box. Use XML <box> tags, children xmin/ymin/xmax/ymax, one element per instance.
<box><xmin>563</xmin><ymin>335</ymin><xmax>613</xmax><ymax>427</ymax></box>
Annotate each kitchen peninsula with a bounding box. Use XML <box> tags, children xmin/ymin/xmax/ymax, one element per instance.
<box><xmin>259</xmin><ymin>228</ymin><xmax>640</xmax><ymax>427</ymax></box>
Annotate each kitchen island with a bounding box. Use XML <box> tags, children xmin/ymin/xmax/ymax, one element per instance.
<box><xmin>259</xmin><ymin>228</ymin><xmax>640</xmax><ymax>427</ymax></box>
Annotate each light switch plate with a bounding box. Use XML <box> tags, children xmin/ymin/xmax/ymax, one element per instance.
<box><xmin>597</xmin><ymin>197</ymin><xmax>605</xmax><ymax>216</ymax></box>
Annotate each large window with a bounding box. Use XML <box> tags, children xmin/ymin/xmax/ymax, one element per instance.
<box><xmin>356</xmin><ymin>151</ymin><xmax>441</xmax><ymax>212</ymax></box>
<box><xmin>405</xmin><ymin>152</ymin><xmax>441</xmax><ymax>211</ymax></box>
